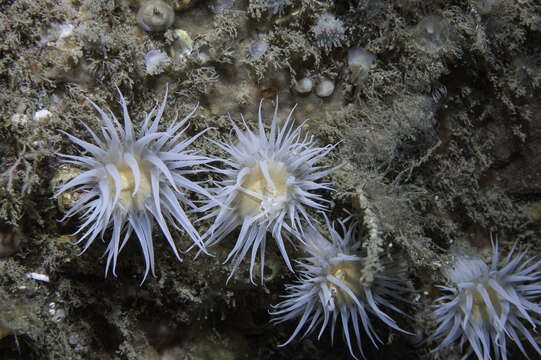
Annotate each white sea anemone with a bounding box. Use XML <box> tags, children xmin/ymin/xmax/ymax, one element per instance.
<box><xmin>428</xmin><ymin>238</ymin><xmax>541</xmax><ymax>359</ymax></box>
<box><xmin>311</xmin><ymin>12</ymin><xmax>347</xmax><ymax>53</ymax></box>
<box><xmin>199</xmin><ymin>99</ymin><xmax>338</xmax><ymax>284</ymax></box>
<box><xmin>270</xmin><ymin>217</ymin><xmax>412</xmax><ymax>359</ymax></box>
<box><xmin>55</xmin><ymin>85</ymin><xmax>212</xmax><ymax>282</ymax></box>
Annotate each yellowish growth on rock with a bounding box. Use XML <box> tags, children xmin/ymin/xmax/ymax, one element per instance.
<box><xmin>327</xmin><ymin>261</ymin><xmax>363</xmax><ymax>306</ymax></box>
<box><xmin>57</xmin><ymin>235</ymin><xmax>73</xmax><ymax>243</ymax></box>
<box><xmin>237</xmin><ymin>162</ymin><xmax>290</xmax><ymax>217</ymax></box>
<box><xmin>52</xmin><ymin>164</ymin><xmax>82</xmax><ymax>212</ymax></box>
<box><xmin>0</xmin><ymin>324</ymin><xmax>12</xmax><ymax>339</ymax></box>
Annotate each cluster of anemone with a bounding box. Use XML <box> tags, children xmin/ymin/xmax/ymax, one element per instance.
<box><xmin>57</xmin><ymin>87</ymin><xmax>340</xmax><ymax>285</ymax></box>
<box><xmin>55</xmin><ymin>87</ymin><xmax>541</xmax><ymax>359</ymax></box>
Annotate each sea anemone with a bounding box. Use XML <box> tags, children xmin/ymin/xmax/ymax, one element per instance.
<box><xmin>270</xmin><ymin>217</ymin><xmax>412</xmax><ymax>359</ymax></box>
<box><xmin>55</xmin><ymin>85</ymin><xmax>212</xmax><ymax>282</ymax></box>
<box><xmin>311</xmin><ymin>13</ymin><xmax>348</xmax><ymax>53</ymax></box>
<box><xmin>199</xmin><ymin>99</ymin><xmax>338</xmax><ymax>284</ymax></box>
<box><xmin>428</xmin><ymin>238</ymin><xmax>541</xmax><ymax>359</ymax></box>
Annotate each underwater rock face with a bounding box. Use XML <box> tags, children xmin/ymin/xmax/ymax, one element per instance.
<box><xmin>0</xmin><ymin>0</ymin><xmax>540</xmax><ymax>359</ymax></box>
<box><xmin>0</xmin><ymin>225</ymin><xmax>21</xmax><ymax>258</ymax></box>
<box><xmin>492</xmin><ymin>116</ymin><xmax>541</xmax><ymax>195</ymax></box>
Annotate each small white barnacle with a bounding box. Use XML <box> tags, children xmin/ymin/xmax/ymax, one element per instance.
<box><xmin>136</xmin><ymin>0</ymin><xmax>175</xmax><ymax>32</ymax></box>
<box><xmin>294</xmin><ymin>77</ymin><xmax>313</xmax><ymax>94</ymax></box>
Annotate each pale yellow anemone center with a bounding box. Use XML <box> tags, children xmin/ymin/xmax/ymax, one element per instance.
<box><xmin>110</xmin><ymin>162</ymin><xmax>152</xmax><ymax>211</ymax></box>
<box><xmin>464</xmin><ymin>282</ymin><xmax>502</xmax><ymax>321</ymax></box>
<box><xmin>327</xmin><ymin>261</ymin><xmax>363</xmax><ymax>306</ymax></box>
<box><xmin>237</xmin><ymin>162</ymin><xmax>291</xmax><ymax>217</ymax></box>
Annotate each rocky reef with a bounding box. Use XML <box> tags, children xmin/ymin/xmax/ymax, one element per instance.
<box><xmin>0</xmin><ymin>0</ymin><xmax>540</xmax><ymax>359</ymax></box>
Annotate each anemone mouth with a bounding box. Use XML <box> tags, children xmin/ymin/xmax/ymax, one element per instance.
<box><xmin>462</xmin><ymin>281</ymin><xmax>503</xmax><ymax>322</ymax></box>
<box><xmin>327</xmin><ymin>260</ymin><xmax>363</xmax><ymax>306</ymax></box>
<box><xmin>429</xmin><ymin>243</ymin><xmax>541</xmax><ymax>360</ymax></box>
<box><xmin>237</xmin><ymin>161</ymin><xmax>291</xmax><ymax>217</ymax></box>
<box><xmin>108</xmin><ymin>159</ymin><xmax>152</xmax><ymax>211</ymax></box>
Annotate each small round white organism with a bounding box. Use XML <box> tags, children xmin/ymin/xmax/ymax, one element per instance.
<box><xmin>294</xmin><ymin>77</ymin><xmax>313</xmax><ymax>94</ymax></box>
<box><xmin>55</xmin><ymin>86</ymin><xmax>212</xmax><ymax>282</ymax></box>
<box><xmin>200</xmin><ymin>99</ymin><xmax>338</xmax><ymax>284</ymax></box>
<box><xmin>315</xmin><ymin>78</ymin><xmax>335</xmax><ymax>98</ymax></box>
<box><xmin>428</xmin><ymin>239</ymin><xmax>541</xmax><ymax>359</ymax></box>
<box><xmin>270</xmin><ymin>217</ymin><xmax>412</xmax><ymax>359</ymax></box>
